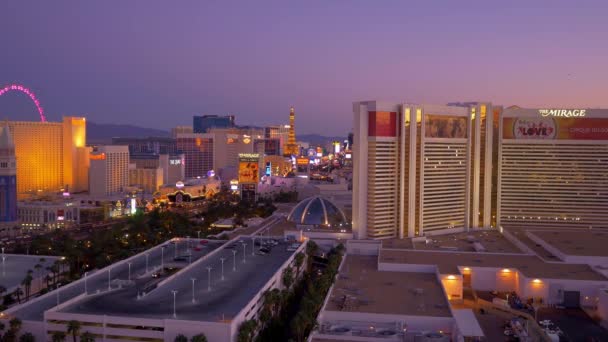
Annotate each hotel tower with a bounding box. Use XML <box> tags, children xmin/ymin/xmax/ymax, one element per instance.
<box><xmin>353</xmin><ymin>101</ymin><xmax>608</xmax><ymax>239</ymax></box>
<box><xmin>353</xmin><ymin>101</ymin><xmax>498</xmax><ymax>239</ymax></box>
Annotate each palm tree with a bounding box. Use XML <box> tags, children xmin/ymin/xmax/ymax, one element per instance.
<box><xmin>51</xmin><ymin>331</ymin><xmax>66</xmax><ymax>342</ymax></box>
<box><xmin>66</xmin><ymin>320</ymin><xmax>81</xmax><ymax>342</ymax></box>
<box><xmin>236</xmin><ymin>319</ymin><xmax>257</xmax><ymax>342</ymax></box>
<box><xmin>13</xmin><ymin>288</ymin><xmax>23</xmax><ymax>304</ymax></box>
<box><xmin>282</xmin><ymin>267</ymin><xmax>294</xmax><ymax>290</ymax></box>
<box><xmin>190</xmin><ymin>334</ymin><xmax>207</xmax><ymax>342</ymax></box>
<box><xmin>80</xmin><ymin>331</ymin><xmax>95</xmax><ymax>342</ymax></box>
<box><xmin>22</xmin><ymin>274</ymin><xmax>33</xmax><ymax>301</ymax></box>
<box><xmin>294</xmin><ymin>252</ymin><xmax>305</xmax><ymax>275</ymax></box>
<box><xmin>44</xmin><ymin>274</ymin><xmax>52</xmax><ymax>289</ymax></box>
<box><xmin>18</xmin><ymin>332</ymin><xmax>35</xmax><ymax>342</ymax></box>
<box><xmin>34</xmin><ymin>263</ymin><xmax>42</xmax><ymax>290</ymax></box>
<box><xmin>174</xmin><ymin>334</ymin><xmax>188</xmax><ymax>342</ymax></box>
<box><xmin>0</xmin><ymin>285</ymin><xmax>7</xmax><ymax>298</ymax></box>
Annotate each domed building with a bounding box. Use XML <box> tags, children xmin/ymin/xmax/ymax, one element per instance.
<box><xmin>287</xmin><ymin>196</ymin><xmax>349</xmax><ymax>228</ymax></box>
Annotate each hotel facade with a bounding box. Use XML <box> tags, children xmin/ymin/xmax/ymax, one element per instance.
<box><xmin>353</xmin><ymin>102</ymin><xmax>608</xmax><ymax>239</ymax></box>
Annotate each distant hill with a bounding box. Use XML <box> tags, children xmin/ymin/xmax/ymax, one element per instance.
<box><xmin>87</xmin><ymin>121</ymin><xmax>169</xmax><ymax>144</ymax></box>
<box><xmin>298</xmin><ymin>134</ymin><xmax>345</xmax><ymax>146</ymax></box>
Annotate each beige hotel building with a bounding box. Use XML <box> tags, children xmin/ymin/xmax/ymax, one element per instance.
<box><xmin>353</xmin><ymin>101</ymin><xmax>608</xmax><ymax>239</ymax></box>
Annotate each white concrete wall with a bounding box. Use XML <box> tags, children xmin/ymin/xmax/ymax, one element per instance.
<box><xmin>597</xmin><ymin>289</ymin><xmax>608</xmax><ymax>320</ymax></box>
<box><xmin>319</xmin><ymin>310</ymin><xmax>454</xmax><ymax>335</ymax></box>
<box><xmin>378</xmin><ymin>262</ymin><xmax>436</xmax><ymax>273</ymax></box>
<box><xmin>346</xmin><ymin>240</ymin><xmax>380</xmax><ymax>256</ymax></box>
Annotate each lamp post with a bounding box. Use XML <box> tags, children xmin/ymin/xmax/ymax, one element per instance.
<box><xmin>207</xmin><ymin>267</ymin><xmax>212</xmax><ymax>291</ymax></box>
<box><xmin>174</xmin><ymin>240</ymin><xmax>178</xmax><ymax>258</ymax></box>
<box><xmin>171</xmin><ymin>290</ymin><xmax>178</xmax><ymax>318</ymax></box>
<box><xmin>232</xmin><ymin>250</ymin><xmax>237</xmax><ymax>271</ymax></box>
<box><xmin>84</xmin><ymin>272</ymin><xmax>88</xmax><ymax>294</ymax></box>
<box><xmin>251</xmin><ymin>238</ymin><xmax>255</xmax><ymax>256</ymax></box>
<box><xmin>145</xmin><ymin>253</ymin><xmax>149</xmax><ymax>273</ymax></box>
<box><xmin>220</xmin><ymin>258</ymin><xmax>226</xmax><ymax>280</ymax></box>
<box><xmin>108</xmin><ymin>268</ymin><xmax>112</xmax><ymax>291</ymax></box>
<box><xmin>197</xmin><ymin>230</ymin><xmax>201</xmax><ymax>239</ymax></box>
<box><xmin>242</xmin><ymin>243</ymin><xmax>246</xmax><ymax>263</ymax></box>
<box><xmin>161</xmin><ymin>246</ymin><xmax>165</xmax><ymax>270</ymax></box>
<box><xmin>127</xmin><ymin>262</ymin><xmax>132</xmax><ymax>281</ymax></box>
<box><xmin>191</xmin><ymin>278</ymin><xmax>196</xmax><ymax>303</ymax></box>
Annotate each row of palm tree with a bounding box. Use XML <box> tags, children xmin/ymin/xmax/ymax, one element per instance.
<box><xmin>173</xmin><ymin>333</ymin><xmax>207</xmax><ymax>342</ymax></box>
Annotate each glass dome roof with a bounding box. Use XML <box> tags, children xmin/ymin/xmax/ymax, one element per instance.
<box><xmin>287</xmin><ymin>196</ymin><xmax>348</xmax><ymax>227</ymax></box>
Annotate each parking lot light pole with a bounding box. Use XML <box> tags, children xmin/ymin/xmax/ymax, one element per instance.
<box><xmin>84</xmin><ymin>272</ymin><xmax>88</xmax><ymax>294</ymax></box>
<box><xmin>128</xmin><ymin>262</ymin><xmax>132</xmax><ymax>281</ymax></box>
<box><xmin>191</xmin><ymin>278</ymin><xmax>196</xmax><ymax>303</ymax></box>
<box><xmin>108</xmin><ymin>268</ymin><xmax>112</xmax><ymax>291</ymax></box>
<box><xmin>232</xmin><ymin>250</ymin><xmax>237</xmax><ymax>271</ymax></box>
<box><xmin>242</xmin><ymin>243</ymin><xmax>246</xmax><ymax>263</ymax></box>
<box><xmin>252</xmin><ymin>239</ymin><xmax>255</xmax><ymax>256</ymax></box>
<box><xmin>220</xmin><ymin>258</ymin><xmax>225</xmax><ymax>280</ymax></box>
<box><xmin>207</xmin><ymin>267</ymin><xmax>212</xmax><ymax>291</ymax></box>
<box><xmin>197</xmin><ymin>230</ymin><xmax>201</xmax><ymax>239</ymax></box>
<box><xmin>172</xmin><ymin>290</ymin><xmax>178</xmax><ymax>318</ymax></box>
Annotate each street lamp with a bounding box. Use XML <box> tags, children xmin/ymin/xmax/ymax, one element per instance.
<box><xmin>232</xmin><ymin>250</ymin><xmax>237</xmax><ymax>271</ymax></box>
<box><xmin>220</xmin><ymin>258</ymin><xmax>226</xmax><ymax>280</ymax></box>
<box><xmin>207</xmin><ymin>267</ymin><xmax>212</xmax><ymax>291</ymax></box>
<box><xmin>171</xmin><ymin>290</ymin><xmax>178</xmax><ymax>318</ymax></box>
<box><xmin>242</xmin><ymin>243</ymin><xmax>246</xmax><ymax>263</ymax></box>
<box><xmin>108</xmin><ymin>268</ymin><xmax>112</xmax><ymax>291</ymax></box>
<box><xmin>84</xmin><ymin>272</ymin><xmax>88</xmax><ymax>294</ymax></box>
<box><xmin>174</xmin><ymin>241</ymin><xmax>178</xmax><ymax>258</ymax></box>
<box><xmin>197</xmin><ymin>230</ymin><xmax>201</xmax><ymax>239</ymax></box>
<box><xmin>145</xmin><ymin>253</ymin><xmax>149</xmax><ymax>273</ymax></box>
<box><xmin>191</xmin><ymin>278</ymin><xmax>196</xmax><ymax>303</ymax></box>
<box><xmin>251</xmin><ymin>238</ymin><xmax>255</xmax><ymax>256</ymax></box>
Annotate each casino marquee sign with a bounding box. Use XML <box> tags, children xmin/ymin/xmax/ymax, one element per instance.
<box><xmin>539</xmin><ymin>109</ymin><xmax>586</xmax><ymax>118</ymax></box>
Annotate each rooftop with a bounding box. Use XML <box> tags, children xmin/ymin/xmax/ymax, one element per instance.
<box><xmin>410</xmin><ymin>230</ymin><xmax>523</xmax><ymax>254</ymax></box>
<box><xmin>529</xmin><ymin>230</ymin><xmax>608</xmax><ymax>257</ymax></box>
<box><xmin>325</xmin><ymin>255</ymin><xmax>452</xmax><ymax>317</ymax></box>
<box><xmin>58</xmin><ymin>238</ymin><xmax>298</xmax><ymax>321</ymax></box>
<box><xmin>10</xmin><ymin>240</ymin><xmax>223</xmax><ymax>321</ymax></box>
<box><xmin>379</xmin><ymin>249</ymin><xmax>607</xmax><ymax>281</ymax></box>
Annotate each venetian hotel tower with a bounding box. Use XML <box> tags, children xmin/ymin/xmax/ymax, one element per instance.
<box><xmin>352</xmin><ymin>101</ymin><xmax>498</xmax><ymax>239</ymax></box>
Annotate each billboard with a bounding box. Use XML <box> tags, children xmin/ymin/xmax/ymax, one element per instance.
<box><xmin>425</xmin><ymin>115</ymin><xmax>467</xmax><ymax>138</ymax></box>
<box><xmin>238</xmin><ymin>153</ymin><xmax>260</xmax><ymax>183</ymax></box>
<box><xmin>368</xmin><ymin>111</ymin><xmax>397</xmax><ymax>137</ymax></box>
<box><xmin>503</xmin><ymin>117</ymin><xmax>608</xmax><ymax>140</ymax></box>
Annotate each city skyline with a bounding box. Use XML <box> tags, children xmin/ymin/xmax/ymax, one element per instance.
<box><xmin>2</xmin><ymin>1</ymin><xmax>608</xmax><ymax>135</ymax></box>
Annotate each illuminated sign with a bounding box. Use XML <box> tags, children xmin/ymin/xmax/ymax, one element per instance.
<box><xmin>239</xmin><ymin>161</ymin><xmax>259</xmax><ymax>183</ymax></box>
<box><xmin>296</xmin><ymin>158</ymin><xmax>309</xmax><ymax>166</ymax></box>
<box><xmin>345</xmin><ymin>153</ymin><xmax>352</xmax><ymax>159</ymax></box>
<box><xmin>265</xmin><ymin>162</ymin><xmax>272</xmax><ymax>176</ymax></box>
<box><xmin>513</xmin><ymin>118</ymin><xmax>556</xmax><ymax>139</ymax></box>
<box><xmin>539</xmin><ymin>109</ymin><xmax>586</xmax><ymax>118</ymax></box>
<box><xmin>242</xmin><ymin>135</ymin><xmax>251</xmax><ymax>144</ymax></box>
<box><xmin>89</xmin><ymin>153</ymin><xmax>106</xmax><ymax>161</ymax></box>
<box><xmin>176</xmin><ymin>181</ymin><xmax>185</xmax><ymax>189</ymax></box>
<box><xmin>169</xmin><ymin>159</ymin><xmax>182</xmax><ymax>165</ymax></box>
<box><xmin>238</xmin><ymin>153</ymin><xmax>260</xmax><ymax>162</ymax></box>
<box><xmin>333</xmin><ymin>141</ymin><xmax>341</xmax><ymax>154</ymax></box>
<box><xmin>503</xmin><ymin>117</ymin><xmax>608</xmax><ymax>140</ymax></box>
<box><xmin>130</xmin><ymin>198</ymin><xmax>137</xmax><ymax>215</ymax></box>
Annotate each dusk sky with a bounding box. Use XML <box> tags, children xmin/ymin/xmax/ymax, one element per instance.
<box><xmin>1</xmin><ymin>1</ymin><xmax>607</xmax><ymax>136</ymax></box>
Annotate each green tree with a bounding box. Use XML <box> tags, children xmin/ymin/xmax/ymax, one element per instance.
<box><xmin>19</xmin><ymin>332</ymin><xmax>35</xmax><ymax>342</ymax></box>
<box><xmin>13</xmin><ymin>288</ymin><xmax>23</xmax><ymax>304</ymax></box>
<box><xmin>9</xmin><ymin>318</ymin><xmax>22</xmax><ymax>333</ymax></box>
<box><xmin>236</xmin><ymin>319</ymin><xmax>257</xmax><ymax>342</ymax></box>
<box><xmin>174</xmin><ymin>334</ymin><xmax>188</xmax><ymax>342</ymax></box>
<box><xmin>282</xmin><ymin>267</ymin><xmax>294</xmax><ymax>290</ymax></box>
<box><xmin>190</xmin><ymin>334</ymin><xmax>208</xmax><ymax>342</ymax></box>
<box><xmin>66</xmin><ymin>320</ymin><xmax>81</xmax><ymax>342</ymax></box>
<box><xmin>80</xmin><ymin>331</ymin><xmax>95</xmax><ymax>342</ymax></box>
<box><xmin>51</xmin><ymin>331</ymin><xmax>66</xmax><ymax>342</ymax></box>
<box><xmin>22</xmin><ymin>273</ymin><xmax>33</xmax><ymax>301</ymax></box>
<box><xmin>294</xmin><ymin>252</ymin><xmax>305</xmax><ymax>275</ymax></box>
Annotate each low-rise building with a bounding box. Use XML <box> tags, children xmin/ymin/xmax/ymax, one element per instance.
<box><xmin>17</xmin><ymin>198</ymin><xmax>80</xmax><ymax>231</ymax></box>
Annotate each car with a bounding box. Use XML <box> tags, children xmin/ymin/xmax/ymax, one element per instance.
<box><xmin>151</xmin><ymin>272</ymin><xmax>161</xmax><ymax>278</ymax></box>
<box><xmin>194</xmin><ymin>247</ymin><xmax>202</xmax><ymax>251</ymax></box>
<box><xmin>259</xmin><ymin>247</ymin><xmax>271</xmax><ymax>254</ymax></box>
<box><xmin>173</xmin><ymin>256</ymin><xmax>187</xmax><ymax>261</ymax></box>
<box><xmin>199</xmin><ymin>240</ymin><xmax>209</xmax><ymax>244</ymax></box>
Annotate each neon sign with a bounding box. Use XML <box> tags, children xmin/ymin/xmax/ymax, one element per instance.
<box><xmin>539</xmin><ymin>109</ymin><xmax>586</xmax><ymax>118</ymax></box>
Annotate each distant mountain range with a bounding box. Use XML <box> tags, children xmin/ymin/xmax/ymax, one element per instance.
<box><xmin>86</xmin><ymin>122</ymin><xmax>345</xmax><ymax>146</ymax></box>
<box><xmin>87</xmin><ymin>121</ymin><xmax>169</xmax><ymax>144</ymax></box>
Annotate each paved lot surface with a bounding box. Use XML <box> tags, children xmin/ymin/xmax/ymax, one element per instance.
<box><xmin>60</xmin><ymin>238</ymin><xmax>297</xmax><ymax>321</ymax></box>
<box><xmin>537</xmin><ymin>308</ymin><xmax>608</xmax><ymax>342</ymax></box>
<box><xmin>11</xmin><ymin>240</ymin><xmax>219</xmax><ymax>321</ymax></box>
<box><xmin>0</xmin><ymin>254</ymin><xmax>59</xmax><ymax>290</ymax></box>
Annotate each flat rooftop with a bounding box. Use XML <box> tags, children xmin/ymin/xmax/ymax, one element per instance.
<box><xmin>0</xmin><ymin>254</ymin><xmax>59</xmax><ymax>290</ymax></box>
<box><xmin>325</xmin><ymin>255</ymin><xmax>452</xmax><ymax>317</ymax></box>
<box><xmin>529</xmin><ymin>230</ymin><xmax>608</xmax><ymax>257</ymax></box>
<box><xmin>11</xmin><ymin>240</ymin><xmax>223</xmax><ymax>321</ymax></box>
<box><xmin>379</xmin><ymin>249</ymin><xmax>607</xmax><ymax>281</ymax></box>
<box><xmin>410</xmin><ymin>230</ymin><xmax>523</xmax><ymax>254</ymax></box>
<box><xmin>59</xmin><ymin>238</ymin><xmax>298</xmax><ymax>321</ymax></box>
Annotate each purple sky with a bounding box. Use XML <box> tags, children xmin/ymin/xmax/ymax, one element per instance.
<box><xmin>1</xmin><ymin>1</ymin><xmax>607</xmax><ymax>136</ymax></box>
